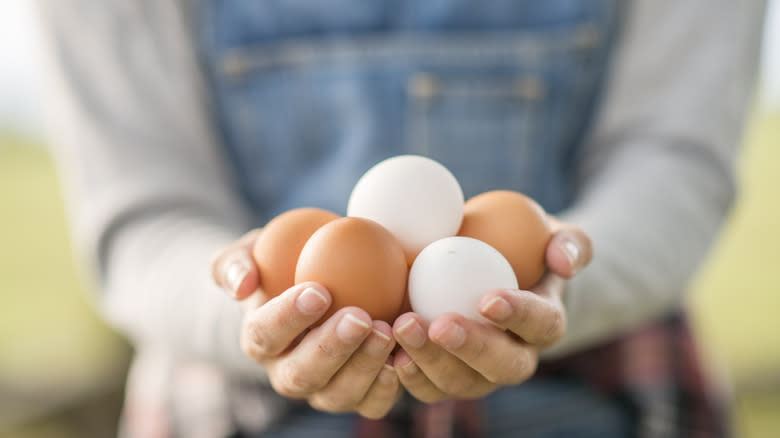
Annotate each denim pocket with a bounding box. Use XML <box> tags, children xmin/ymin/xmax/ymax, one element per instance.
<box><xmin>399</xmin><ymin>25</ymin><xmax>606</xmax><ymax>204</ymax></box>
<box><xmin>405</xmin><ymin>71</ymin><xmax>545</xmax><ymax>198</ymax></box>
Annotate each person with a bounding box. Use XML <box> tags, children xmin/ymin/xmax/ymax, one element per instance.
<box><xmin>39</xmin><ymin>0</ymin><xmax>765</xmax><ymax>437</ymax></box>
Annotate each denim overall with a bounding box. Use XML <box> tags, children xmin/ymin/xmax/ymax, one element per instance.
<box><xmin>197</xmin><ymin>1</ymin><xmax>631</xmax><ymax>436</ymax></box>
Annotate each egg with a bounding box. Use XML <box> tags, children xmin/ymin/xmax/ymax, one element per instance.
<box><xmin>295</xmin><ymin>217</ymin><xmax>408</xmax><ymax>324</ymax></box>
<box><xmin>408</xmin><ymin>236</ymin><xmax>518</xmax><ymax>322</ymax></box>
<box><xmin>252</xmin><ymin>208</ymin><xmax>340</xmax><ymax>298</ymax></box>
<box><xmin>458</xmin><ymin>190</ymin><xmax>552</xmax><ymax>289</ymax></box>
<box><xmin>347</xmin><ymin>155</ymin><xmax>464</xmax><ymax>264</ymax></box>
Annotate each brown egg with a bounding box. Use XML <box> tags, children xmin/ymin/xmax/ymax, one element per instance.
<box><xmin>458</xmin><ymin>190</ymin><xmax>552</xmax><ymax>289</ymax></box>
<box><xmin>295</xmin><ymin>217</ymin><xmax>408</xmax><ymax>324</ymax></box>
<box><xmin>252</xmin><ymin>208</ymin><xmax>340</xmax><ymax>298</ymax></box>
<box><xmin>398</xmin><ymin>290</ymin><xmax>413</xmax><ymax>315</ymax></box>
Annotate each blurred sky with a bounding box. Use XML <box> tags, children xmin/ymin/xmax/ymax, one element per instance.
<box><xmin>0</xmin><ymin>0</ymin><xmax>44</xmax><ymax>135</ymax></box>
<box><xmin>1</xmin><ymin>1</ymin><xmax>779</xmax><ymax>136</ymax></box>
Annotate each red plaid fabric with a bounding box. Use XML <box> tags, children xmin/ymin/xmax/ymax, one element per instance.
<box><xmin>355</xmin><ymin>310</ymin><xmax>729</xmax><ymax>438</ymax></box>
<box><xmin>535</xmin><ymin>310</ymin><xmax>730</xmax><ymax>438</ymax></box>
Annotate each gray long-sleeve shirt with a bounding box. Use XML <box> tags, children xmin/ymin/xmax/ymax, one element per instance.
<box><xmin>38</xmin><ymin>0</ymin><xmax>765</xmax><ymax>433</ymax></box>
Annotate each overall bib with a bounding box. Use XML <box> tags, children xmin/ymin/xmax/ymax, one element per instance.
<box><xmin>194</xmin><ymin>1</ymin><xmax>639</xmax><ymax>436</ymax></box>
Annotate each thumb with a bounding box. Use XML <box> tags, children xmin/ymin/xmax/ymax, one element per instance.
<box><xmin>211</xmin><ymin>229</ymin><xmax>263</xmax><ymax>300</ymax></box>
<box><xmin>545</xmin><ymin>218</ymin><xmax>593</xmax><ymax>279</ymax></box>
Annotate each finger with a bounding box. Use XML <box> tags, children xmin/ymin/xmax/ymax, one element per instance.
<box><xmin>268</xmin><ymin>308</ymin><xmax>373</xmax><ymax>398</ymax></box>
<box><xmin>531</xmin><ymin>272</ymin><xmax>566</xmax><ymax>300</ymax></box>
<box><xmin>211</xmin><ymin>229</ymin><xmax>263</xmax><ymax>299</ymax></box>
<box><xmin>428</xmin><ymin>314</ymin><xmax>538</xmax><ymax>385</ymax></box>
<box><xmin>356</xmin><ymin>364</ymin><xmax>402</xmax><ymax>419</ymax></box>
<box><xmin>393</xmin><ymin>349</ymin><xmax>448</xmax><ymax>404</ymax></box>
<box><xmin>242</xmin><ymin>282</ymin><xmax>331</xmax><ymax>361</ymax></box>
<box><xmin>392</xmin><ymin>313</ymin><xmax>493</xmax><ymax>399</ymax></box>
<box><xmin>478</xmin><ymin>281</ymin><xmax>566</xmax><ymax>347</ymax></box>
<box><xmin>308</xmin><ymin>321</ymin><xmax>396</xmax><ymax>413</ymax></box>
<box><xmin>545</xmin><ymin>218</ymin><xmax>593</xmax><ymax>278</ymax></box>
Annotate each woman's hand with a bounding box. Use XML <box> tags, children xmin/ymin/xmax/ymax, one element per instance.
<box><xmin>211</xmin><ymin>230</ymin><xmax>402</xmax><ymax>419</ymax></box>
<box><xmin>392</xmin><ymin>217</ymin><xmax>592</xmax><ymax>402</ymax></box>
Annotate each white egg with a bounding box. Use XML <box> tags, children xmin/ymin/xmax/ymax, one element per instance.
<box><xmin>409</xmin><ymin>236</ymin><xmax>519</xmax><ymax>322</ymax></box>
<box><xmin>347</xmin><ymin>155</ymin><xmax>464</xmax><ymax>262</ymax></box>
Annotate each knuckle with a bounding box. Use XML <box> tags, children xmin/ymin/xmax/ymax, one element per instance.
<box><xmin>241</xmin><ymin>322</ymin><xmax>270</xmax><ymax>359</ymax></box>
<box><xmin>512</xmin><ymin>295</ymin><xmax>531</xmax><ymax>326</ymax></box>
<box><xmin>312</xmin><ymin>334</ymin><xmax>355</xmax><ymax>361</ymax></box>
<box><xmin>240</xmin><ymin>336</ymin><xmax>257</xmax><ymax>362</ymax></box>
<box><xmin>514</xmin><ymin>353</ymin><xmax>538</xmax><ymax>382</ymax></box>
<box><xmin>336</xmin><ymin>391</ymin><xmax>365</xmax><ymax>411</ymax></box>
<box><xmin>270</xmin><ymin>377</ymin><xmax>300</xmax><ymax>399</ymax></box>
<box><xmin>501</xmin><ymin>354</ymin><xmax>537</xmax><ymax>384</ymax></box>
<box><xmin>541</xmin><ymin>308</ymin><xmax>566</xmax><ymax>345</ymax></box>
<box><xmin>247</xmin><ymin>323</ymin><xmax>266</xmax><ymax>349</ymax></box>
<box><xmin>315</xmin><ymin>341</ymin><xmax>353</xmax><ymax>365</ymax></box>
<box><xmin>438</xmin><ymin>375</ymin><xmax>476</xmax><ymax>397</ymax></box>
<box><xmin>461</xmin><ymin>338</ymin><xmax>488</xmax><ymax>364</ymax></box>
<box><xmin>277</xmin><ymin>365</ymin><xmax>323</xmax><ymax>396</ymax></box>
<box><xmin>523</xmin><ymin>357</ymin><xmax>539</xmax><ymax>380</ymax></box>
<box><xmin>483</xmin><ymin>366</ymin><xmax>515</xmax><ymax>385</ymax></box>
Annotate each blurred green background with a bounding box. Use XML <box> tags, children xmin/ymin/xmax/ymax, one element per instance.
<box><xmin>0</xmin><ymin>134</ymin><xmax>131</xmax><ymax>438</ymax></box>
<box><xmin>2</xmin><ymin>1</ymin><xmax>780</xmax><ymax>437</ymax></box>
<box><xmin>688</xmin><ymin>111</ymin><xmax>780</xmax><ymax>437</ymax></box>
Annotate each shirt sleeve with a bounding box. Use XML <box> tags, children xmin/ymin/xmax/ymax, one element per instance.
<box><xmin>38</xmin><ymin>0</ymin><xmax>266</xmax><ymax>379</ymax></box>
<box><xmin>545</xmin><ymin>0</ymin><xmax>766</xmax><ymax>357</ymax></box>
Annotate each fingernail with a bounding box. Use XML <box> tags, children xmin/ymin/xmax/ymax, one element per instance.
<box><xmin>481</xmin><ymin>297</ymin><xmax>512</xmax><ymax>321</ymax></box>
<box><xmin>396</xmin><ymin>317</ymin><xmax>426</xmax><ymax>349</ymax></box>
<box><xmin>435</xmin><ymin>321</ymin><xmax>466</xmax><ymax>350</ymax></box>
<box><xmin>337</xmin><ymin>313</ymin><xmax>371</xmax><ymax>343</ymax></box>
<box><xmin>379</xmin><ymin>364</ymin><xmax>397</xmax><ymax>384</ymax></box>
<box><xmin>364</xmin><ymin>329</ymin><xmax>392</xmax><ymax>356</ymax></box>
<box><xmin>296</xmin><ymin>287</ymin><xmax>329</xmax><ymax>315</ymax></box>
<box><xmin>561</xmin><ymin>239</ymin><xmax>579</xmax><ymax>269</ymax></box>
<box><xmin>225</xmin><ymin>262</ymin><xmax>249</xmax><ymax>297</ymax></box>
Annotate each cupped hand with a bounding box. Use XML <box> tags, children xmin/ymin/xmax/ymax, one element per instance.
<box><xmin>211</xmin><ymin>230</ymin><xmax>402</xmax><ymax>419</ymax></box>
<box><xmin>392</xmin><ymin>217</ymin><xmax>592</xmax><ymax>402</ymax></box>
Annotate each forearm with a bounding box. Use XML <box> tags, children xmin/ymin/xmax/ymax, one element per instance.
<box><xmin>101</xmin><ymin>211</ymin><xmax>265</xmax><ymax>380</ymax></box>
<box><xmin>547</xmin><ymin>139</ymin><xmax>734</xmax><ymax>357</ymax></box>
<box><xmin>543</xmin><ymin>0</ymin><xmax>765</xmax><ymax>357</ymax></box>
<box><xmin>39</xmin><ymin>0</ymin><xmax>263</xmax><ymax>378</ymax></box>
